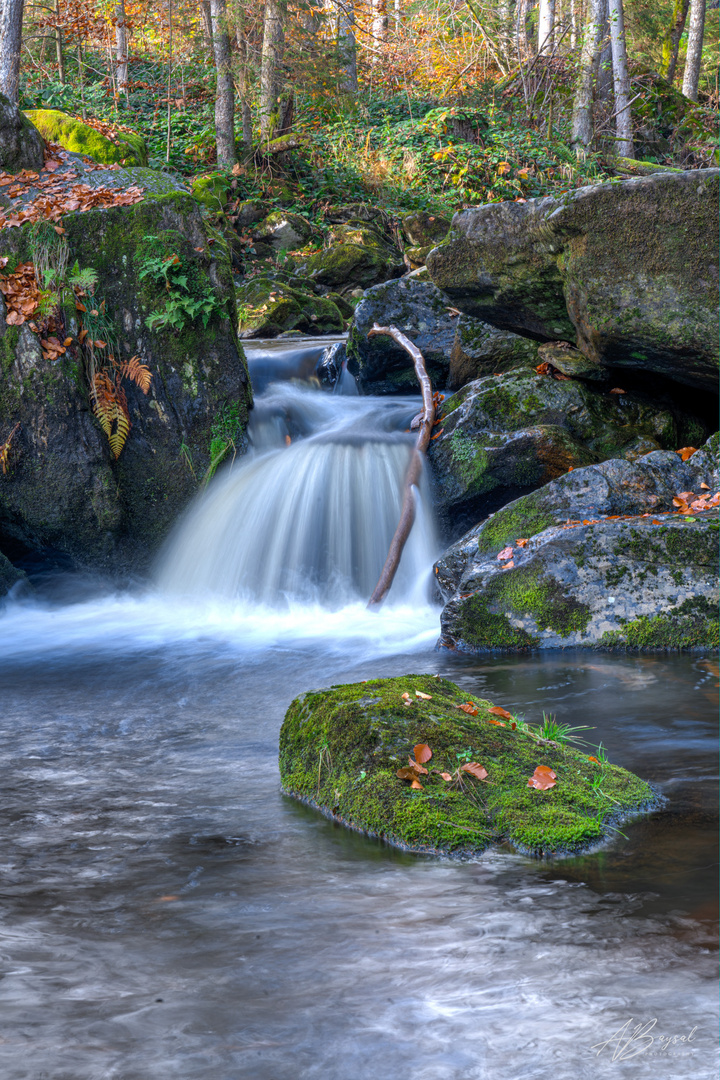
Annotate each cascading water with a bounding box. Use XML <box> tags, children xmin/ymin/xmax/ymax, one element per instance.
<box><xmin>158</xmin><ymin>339</ymin><xmax>437</xmax><ymax>608</ymax></box>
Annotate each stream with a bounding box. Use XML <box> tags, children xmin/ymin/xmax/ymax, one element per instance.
<box><xmin>0</xmin><ymin>338</ymin><xmax>716</xmax><ymax>1080</ymax></box>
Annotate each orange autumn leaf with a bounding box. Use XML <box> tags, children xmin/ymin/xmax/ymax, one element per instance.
<box><xmin>676</xmin><ymin>447</ymin><xmax>697</xmax><ymax>461</ymax></box>
<box><xmin>456</xmin><ymin>702</ymin><xmax>479</xmax><ymax>716</ymax></box>
<box><xmin>407</xmin><ymin>756</ymin><xmax>428</xmax><ymax>775</ymax></box>
<box><xmin>497</xmin><ymin>546</ymin><xmax>514</xmax><ymax>561</ymax></box>
<box><xmin>461</xmin><ymin>762</ymin><xmax>488</xmax><ymax>780</ymax></box>
<box><xmin>488</xmin><ymin>718</ymin><xmax>506</xmax><ymax>726</ymax></box>
<box><xmin>527</xmin><ymin>765</ymin><xmax>557</xmax><ymax>790</ymax></box>
<box><xmin>488</xmin><ymin>706</ymin><xmax>514</xmax><ymax>721</ymax></box>
<box><xmin>415</xmin><ymin>691</ymin><xmax>432</xmax><ymax>701</ymax></box>
<box><xmin>587</xmin><ymin>756</ymin><xmax>600</xmax><ymax>763</ymax></box>
<box><xmin>439</xmin><ymin>772</ymin><xmax>452</xmax><ymax>781</ymax></box>
<box><xmin>413</xmin><ymin>743</ymin><xmax>432</xmax><ymax>763</ymax></box>
<box><xmin>609</xmin><ymin>388</ymin><xmax>626</xmax><ymax>395</ymax></box>
<box><xmin>516</xmin><ymin>538</ymin><xmax>528</xmax><ymax>547</ymax></box>
<box><xmin>410</xmin><ymin>779</ymin><xmax>424</xmax><ymax>790</ymax></box>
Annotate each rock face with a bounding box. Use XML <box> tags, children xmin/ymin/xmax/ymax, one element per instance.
<box><xmin>429</xmin><ymin>369</ymin><xmax>690</xmax><ymax>528</ymax></box>
<box><xmin>304</xmin><ymin>220</ymin><xmax>405</xmax><ymax>293</ymax></box>
<box><xmin>435</xmin><ymin>437</ymin><xmax>719</xmax><ymax>651</ymax></box>
<box><xmin>347</xmin><ymin>273</ymin><xmax>540</xmax><ymax>394</ymax></box>
<box><xmin>426</xmin><ymin>170</ymin><xmax>720</xmax><ymax>391</ymax></box>
<box><xmin>0</xmin><ymin>192</ymin><xmax>251</xmax><ymax>575</ymax></box>
<box><xmin>0</xmin><ymin>94</ymin><xmax>44</xmax><ymax>174</ymax></box>
<box><xmin>24</xmin><ymin>109</ymin><xmax>148</xmax><ymax>167</ymax></box>
<box><xmin>279</xmin><ymin>674</ymin><xmax>655</xmax><ymax>856</ymax></box>
<box><xmin>401</xmin><ymin>210</ymin><xmax>451</xmax><ymax>266</ymax></box>
<box><xmin>237</xmin><ymin>275</ymin><xmax>344</xmax><ymax>338</ymax></box>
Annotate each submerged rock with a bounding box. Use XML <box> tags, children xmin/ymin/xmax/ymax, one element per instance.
<box><xmin>429</xmin><ymin>369</ymin><xmax>682</xmax><ymax>526</ymax></box>
<box><xmin>279</xmin><ymin>674</ymin><xmax>655</xmax><ymax>856</ymax></box>
<box><xmin>435</xmin><ymin>436</ymin><xmax>719</xmax><ymax>651</ymax></box>
<box><xmin>427</xmin><ymin>170</ymin><xmax>720</xmax><ymax>391</ymax></box>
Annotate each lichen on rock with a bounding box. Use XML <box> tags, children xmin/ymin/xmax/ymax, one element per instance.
<box><xmin>279</xmin><ymin>674</ymin><xmax>656</xmax><ymax>856</ymax></box>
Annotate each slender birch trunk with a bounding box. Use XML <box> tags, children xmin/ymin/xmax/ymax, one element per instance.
<box><xmin>200</xmin><ymin>1</ymin><xmax>213</xmax><ymax>53</ymax></box>
<box><xmin>595</xmin><ymin>0</ymin><xmax>612</xmax><ymax>101</ymax></box>
<box><xmin>338</xmin><ymin>0</ymin><xmax>358</xmax><ymax>91</ymax></box>
<box><xmin>54</xmin><ymin>0</ymin><xmax>64</xmax><ymax>83</ymax></box>
<box><xmin>210</xmin><ymin>0</ymin><xmax>236</xmax><ymax>165</ymax></box>
<box><xmin>571</xmin><ymin>0</ymin><xmax>602</xmax><ymax>154</ymax></box>
<box><xmin>608</xmin><ymin>0</ymin><xmax>633</xmax><ymax>157</ymax></box>
<box><xmin>682</xmin><ymin>0</ymin><xmax>706</xmax><ymax>101</ymax></box>
<box><xmin>0</xmin><ymin>0</ymin><xmax>25</xmax><ymax>102</ymax></box>
<box><xmin>115</xmin><ymin>0</ymin><xmax>128</xmax><ymax>101</ymax></box>
<box><xmin>537</xmin><ymin>0</ymin><xmax>555</xmax><ymax>54</ymax></box>
<box><xmin>236</xmin><ymin>26</ymin><xmax>253</xmax><ymax>151</ymax></box>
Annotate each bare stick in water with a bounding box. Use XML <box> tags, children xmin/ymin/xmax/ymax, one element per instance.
<box><xmin>367</xmin><ymin>324</ymin><xmax>436</xmax><ymax>609</ymax></box>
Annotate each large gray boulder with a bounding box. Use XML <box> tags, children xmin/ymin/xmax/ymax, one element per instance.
<box><xmin>347</xmin><ymin>273</ymin><xmax>540</xmax><ymax>394</ymax></box>
<box><xmin>435</xmin><ymin>435</ymin><xmax>719</xmax><ymax>651</ymax></box>
<box><xmin>0</xmin><ymin>93</ymin><xmax>44</xmax><ymax>174</ymax></box>
<box><xmin>426</xmin><ymin>170</ymin><xmax>720</xmax><ymax>391</ymax></box>
<box><xmin>428</xmin><ymin>369</ymin><xmax>696</xmax><ymax>528</ymax></box>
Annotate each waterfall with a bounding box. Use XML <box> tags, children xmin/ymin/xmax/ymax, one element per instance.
<box><xmin>158</xmin><ymin>342</ymin><xmax>438</xmax><ymax>608</ymax></box>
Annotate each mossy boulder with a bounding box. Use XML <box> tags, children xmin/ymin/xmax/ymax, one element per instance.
<box><xmin>435</xmin><ymin>435</ymin><xmax>719</xmax><ymax>651</ymax></box>
<box><xmin>427</xmin><ymin>170</ymin><xmax>720</xmax><ymax>392</ymax></box>
<box><xmin>236</xmin><ymin>275</ymin><xmax>343</xmax><ymax>337</ymax></box>
<box><xmin>0</xmin><ymin>192</ymin><xmax>251</xmax><ymax>576</ymax></box>
<box><xmin>191</xmin><ymin>172</ymin><xmax>229</xmax><ymax>212</ymax></box>
<box><xmin>25</xmin><ymin>109</ymin><xmax>148</xmax><ymax>167</ymax></box>
<box><xmin>279</xmin><ymin>674</ymin><xmax>655</xmax><ymax>856</ymax></box>
<box><xmin>402</xmin><ymin>210</ymin><xmax>452</xmax><ymax>248</ymax></box>
<box><xmin>306</xmin><ymin>241</ymin><xmax>404</xmax><ymax>292</ymax></box>
<box><xmin>430</xmin><ymin>369</ymin><xmax>682</xmax><ymax>527</ymax></box>
<box><xmin>250</xmin><ymin>210</ymin><xmax>321</xmax><ymax>251</ymax></box>
<box><xmin>0</xmin><ymin>93</ymin><xmax>44</xmax><ymax>173</ymax></box>
<box><xmin>449</xmin><ymin>314</ymin><xmax>541</xmax><ymax>389</ymax></box>
<box><xmin>438</xmin><ymin>514</ymin><xmax>719</xmax><ymax>651</ymax></box>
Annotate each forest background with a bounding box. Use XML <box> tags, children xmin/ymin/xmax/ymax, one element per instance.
<box><xmin>0</xmin><ymin>0</ymin><xmax>718</xmax><ymax>221</ymax></box>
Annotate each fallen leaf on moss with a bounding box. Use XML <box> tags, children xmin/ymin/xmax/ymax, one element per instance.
<box><xmin>461</xmin><ymin>762</ymin><xmax>488</xmax><ymax>780</ymax></box>
<box><xmin>497</xmin><ymin>546</ymin><xmax>514</xmax><ymax>561</ymax></box>
<box><xmin>410</xmin><ymin>779</ymin><xmax>424</xmax><ymax>790</ymax></box>
<box><xmin>488</xmin><ymin>706</ymin><xmax>514</xmax><ymax>721</ymax></box>
<box><xmin>415</xmin><ymin>692</ymin><xmax>432</xmax><ymax>701</ymax></box>
<box><xmin>456</xmin><ymin>702</ymin><xmax>479</xmax><ymax>716</ymax></box>
<box><xmin>528</xmin><ymin>765</ymin><xmax>557</xmax><ymax>790</ymax></box>
<box><xmin>413</xmin><ymin>743</ymin><xmax>432</xmax><ymax>763</ymax></box>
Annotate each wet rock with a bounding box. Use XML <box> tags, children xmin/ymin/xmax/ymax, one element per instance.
<box><xmin>279</xmin><ymin>673</ymin><xmax>655</xmax><ymax>856</ymax></box>
<box><xmin>429</xmin><ymin>369</ymin><xmax>680</xmax><ymax>526</ymax></box>
<box><xmin>536</xmin><ymin>341</ymin><xmax>605</xmax><ymax>381</ymax></box>
<box><xmin>0</xmin><ymin>192</ymin><xmax>251</xmax><ymax>575</ymax></box>
<box><xmin>237</xmin><ymin>275</ymin><xmax>344</xmax><ymax>337</ymax></box>
<box><xmin>427</xmin><ymin>170</ymin><xmax>720</xmax><ymax>391</ymax></box>
<box><xmin>234</xmin><ymin>199</ymin><xmax>272</xmax><ymax>229</ymax></box>
<box><xmin>0</xmin><ymin>549</ymin><xmax>26</xmax><ymax>597</ymax></box>
<box><xmin>449</xmin><ymin>315</ymin><xmax>541</xmax><ymax>389</ymax></box>
<box><xmin>0</xmin><ymin>94</ymin><xmax>45</xmax><ymax>173</ymax></box>
<box><xmin>435</xmin><ymin>435</ymin><xmax>719</xmax><ymax>651</ymax></box>
<box><xmin>304</xmin><ymin>240</ymin><xmax>404</xmax><ymax>293</ymax></box>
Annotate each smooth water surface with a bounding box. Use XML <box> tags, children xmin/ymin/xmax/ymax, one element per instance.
<box><xmin>0</xmin><ymin>600</ymin><xmax>716</xmax><ymax>1080</ymax></box>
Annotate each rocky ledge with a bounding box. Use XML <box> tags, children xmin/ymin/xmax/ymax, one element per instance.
<box><xmin>279</xmin><ymin>674</ymin><xmax>656</xmax><ymax>857</ymax></box>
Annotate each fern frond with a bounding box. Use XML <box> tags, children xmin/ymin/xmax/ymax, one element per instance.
<box><xmin>120</xmin><ymin>355</ymin><xmax>152</xmax><ymax>394</ymax></box>
<box><xmin>92</xmin><ymin>372</ymin><xmax>131</xmax><ymax>459</ymax></box>
<box><xmin>68</xmin><ymin>266</ymin><xmax>99</xmax><ymax>292</ymax></box>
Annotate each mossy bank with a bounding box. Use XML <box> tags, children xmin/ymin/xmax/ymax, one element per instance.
<box><xmin>279</xmin><ymin>674</ymin><xmax>656</xmax><ymax>857</ymax></box>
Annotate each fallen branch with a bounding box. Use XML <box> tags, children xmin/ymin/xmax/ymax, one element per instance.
<box><xmin>367</xmin><ymin>324</ymin><xmax>435</xmax><ymax>609</ymax></box>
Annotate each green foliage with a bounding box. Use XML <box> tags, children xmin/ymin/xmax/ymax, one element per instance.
<box><xmin>139</xmin><ymin>242</ymin><xmax>222</xmax><ymax>332</ymax></box>
<box><xmin>538</xmin><ymin>713</ymin><xmax>594</xmax><ymax>746</ymax></box>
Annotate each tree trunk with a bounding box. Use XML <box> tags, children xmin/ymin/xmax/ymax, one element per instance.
<box><xmin>366</xmin><ymin>325</ymin><xmax>435</xmax><ymax>610</ymax></box>
<box><xmin>338</xmin><ymin>0</ymin><xmax>358</xmax><ymax>91</ymax></box>
<box><xmin>0</xmin><ymin>0</ymin><xmax>24</xmax><ymax>103</ymax></box>
<box><xmin>260</xmin><ymin>0</ymin><xmax>286</xmax><ymax>139</ymax></box>
<box><xmin>200</xmin><ymin>1</ymin><xmax>213</xmax><ymax>52</ymax></box>
<box><xmin>54</xmin><ymin>0</ymin><xmax>64</xmax><ymax>84</ymax></box>
<box><xmin>537</xmin><ymin>0</ymin><xmax>555</xmax><ymax>54</ymax></box>
<box><xmin>608</xmin><ymin>0</ymin><xmax>633</xmax><ymax>157</ymax></box>
<box><xmin>371</xmin><ymin>0</ymin><xmax>388</xmax><ymax>53</ymax></box>
<box><xmin>571</xmin><ymin>0</ymin><xmax>601</xmax><ymax>154</ymax></box>
<box><xmin>236</xmin><ymin>27</ymin><xmax>253</xmax><ymax>151</ymax></box>
<box><xmin>115</xmin><ymin>0</ymin><xmax>128</xmax><ymax>101</ymax></box>
<box><xmin>210</xmin><ymin>0</ymin><xmax>236</xmax><ymax>165</ymax></box>
<box><xmin>595</xmin><ymin>0</ymin><xmax>612</xmax><ymax>101</ymax></box>
<box><xmin>681</xmin><ymin>0</ymin><xmax>706</xmax><ymax>101</ymax></box>
<box><xmin>515</xmin><ymin>0</ymin><xmax>532</xmax><ymax>57</ymax></box>
<box><xmin>664</xmin><ymin>0</ymin><xmax>690</xmax><ymax>84</ymax></box>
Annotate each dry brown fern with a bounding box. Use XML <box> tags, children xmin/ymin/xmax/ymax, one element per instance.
<box><xmin>92</xmin><ymin>371</ymin><xmax>131</xmax><ymax>460</ymax></box>
<box><xmin>0</xmin><ymin>422</ymin><xmax>20</xmax><ymax>475</ymax></box>
<box><xmin>119</xmin><ymin>355</ymin><xmax>152</xmax><ymax>394</ymax></box>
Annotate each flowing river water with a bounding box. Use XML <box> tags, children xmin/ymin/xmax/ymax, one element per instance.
<box><xmin>0</xmin><ymin>339</ymin><xmax>717</xmax><ymax>1079</ymax></box>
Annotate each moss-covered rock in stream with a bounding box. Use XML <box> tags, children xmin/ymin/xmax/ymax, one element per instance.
<box><xmin>25</xmin><ymin>109</ymin><xmax>148</xmax><ymax>167</ymax></box>
<box><xmin>0</xmin><ymin>192</ymin><xmax>251</xmax><ymax>575</ymax></box>
<box><xmin>426</xmin><ymin>170</ymin><xmax>720</xmax><ymax>392</ymax></box>
<box><xmin>279</xmin><ymin>674</ymin><xmax>655</xmax><ymax>856</ymax></box>
<box><xmin>0</xmin><ymin>94</ymin><xmax>45</xmax><ymax>174</ymax></box>
<box><xmin>236</xmin><ymin>275</ymin><xmax>344</xmax><ymax>337</ymax></box>
<box><xmin>305</xmin><ymin>239</ymin><xmax>404</xmax><ymax>292</ymax></box>
<box><xmin>429</xmin><ymin>369</ymin><xmax>684</xmax><ymax>527</ymax></box>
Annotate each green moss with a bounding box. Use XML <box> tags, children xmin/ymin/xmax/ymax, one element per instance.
<box><xmin>456</xmin><ymin>594</ymin><xmax>539</xmax><ymax>648</ymax></box>
<box><xmin>477</xmin><ymin>499</ymin><xmax>557</xmax><ymax>554</ymax></box>
<box><xmin>0</xmin><ymin>325</ymin><xmax>20</xmax><ymax>374</ymax></box>
<box><xmin>448</xmin><ymin>430</ymin><xmax>496</xmax><ymax>494</ymax></box>
<box><xmin>25</xmin><ymin>109</ymin><xmax>147</xmax><ymax>167</ymax></box>
<box><xmin>191</xmin><ymin>172</ymin><xmax>229</xmax><ymax>212</ymax></box>
<box><xmin>279</xmin><ymin>674</ymin><xmax>655</xmax><ymax>856</ymax></box>
<box><xmin>601</xmin><ymin>597</ymin><xmax>719</xmax><ymax>648</ymax></box>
